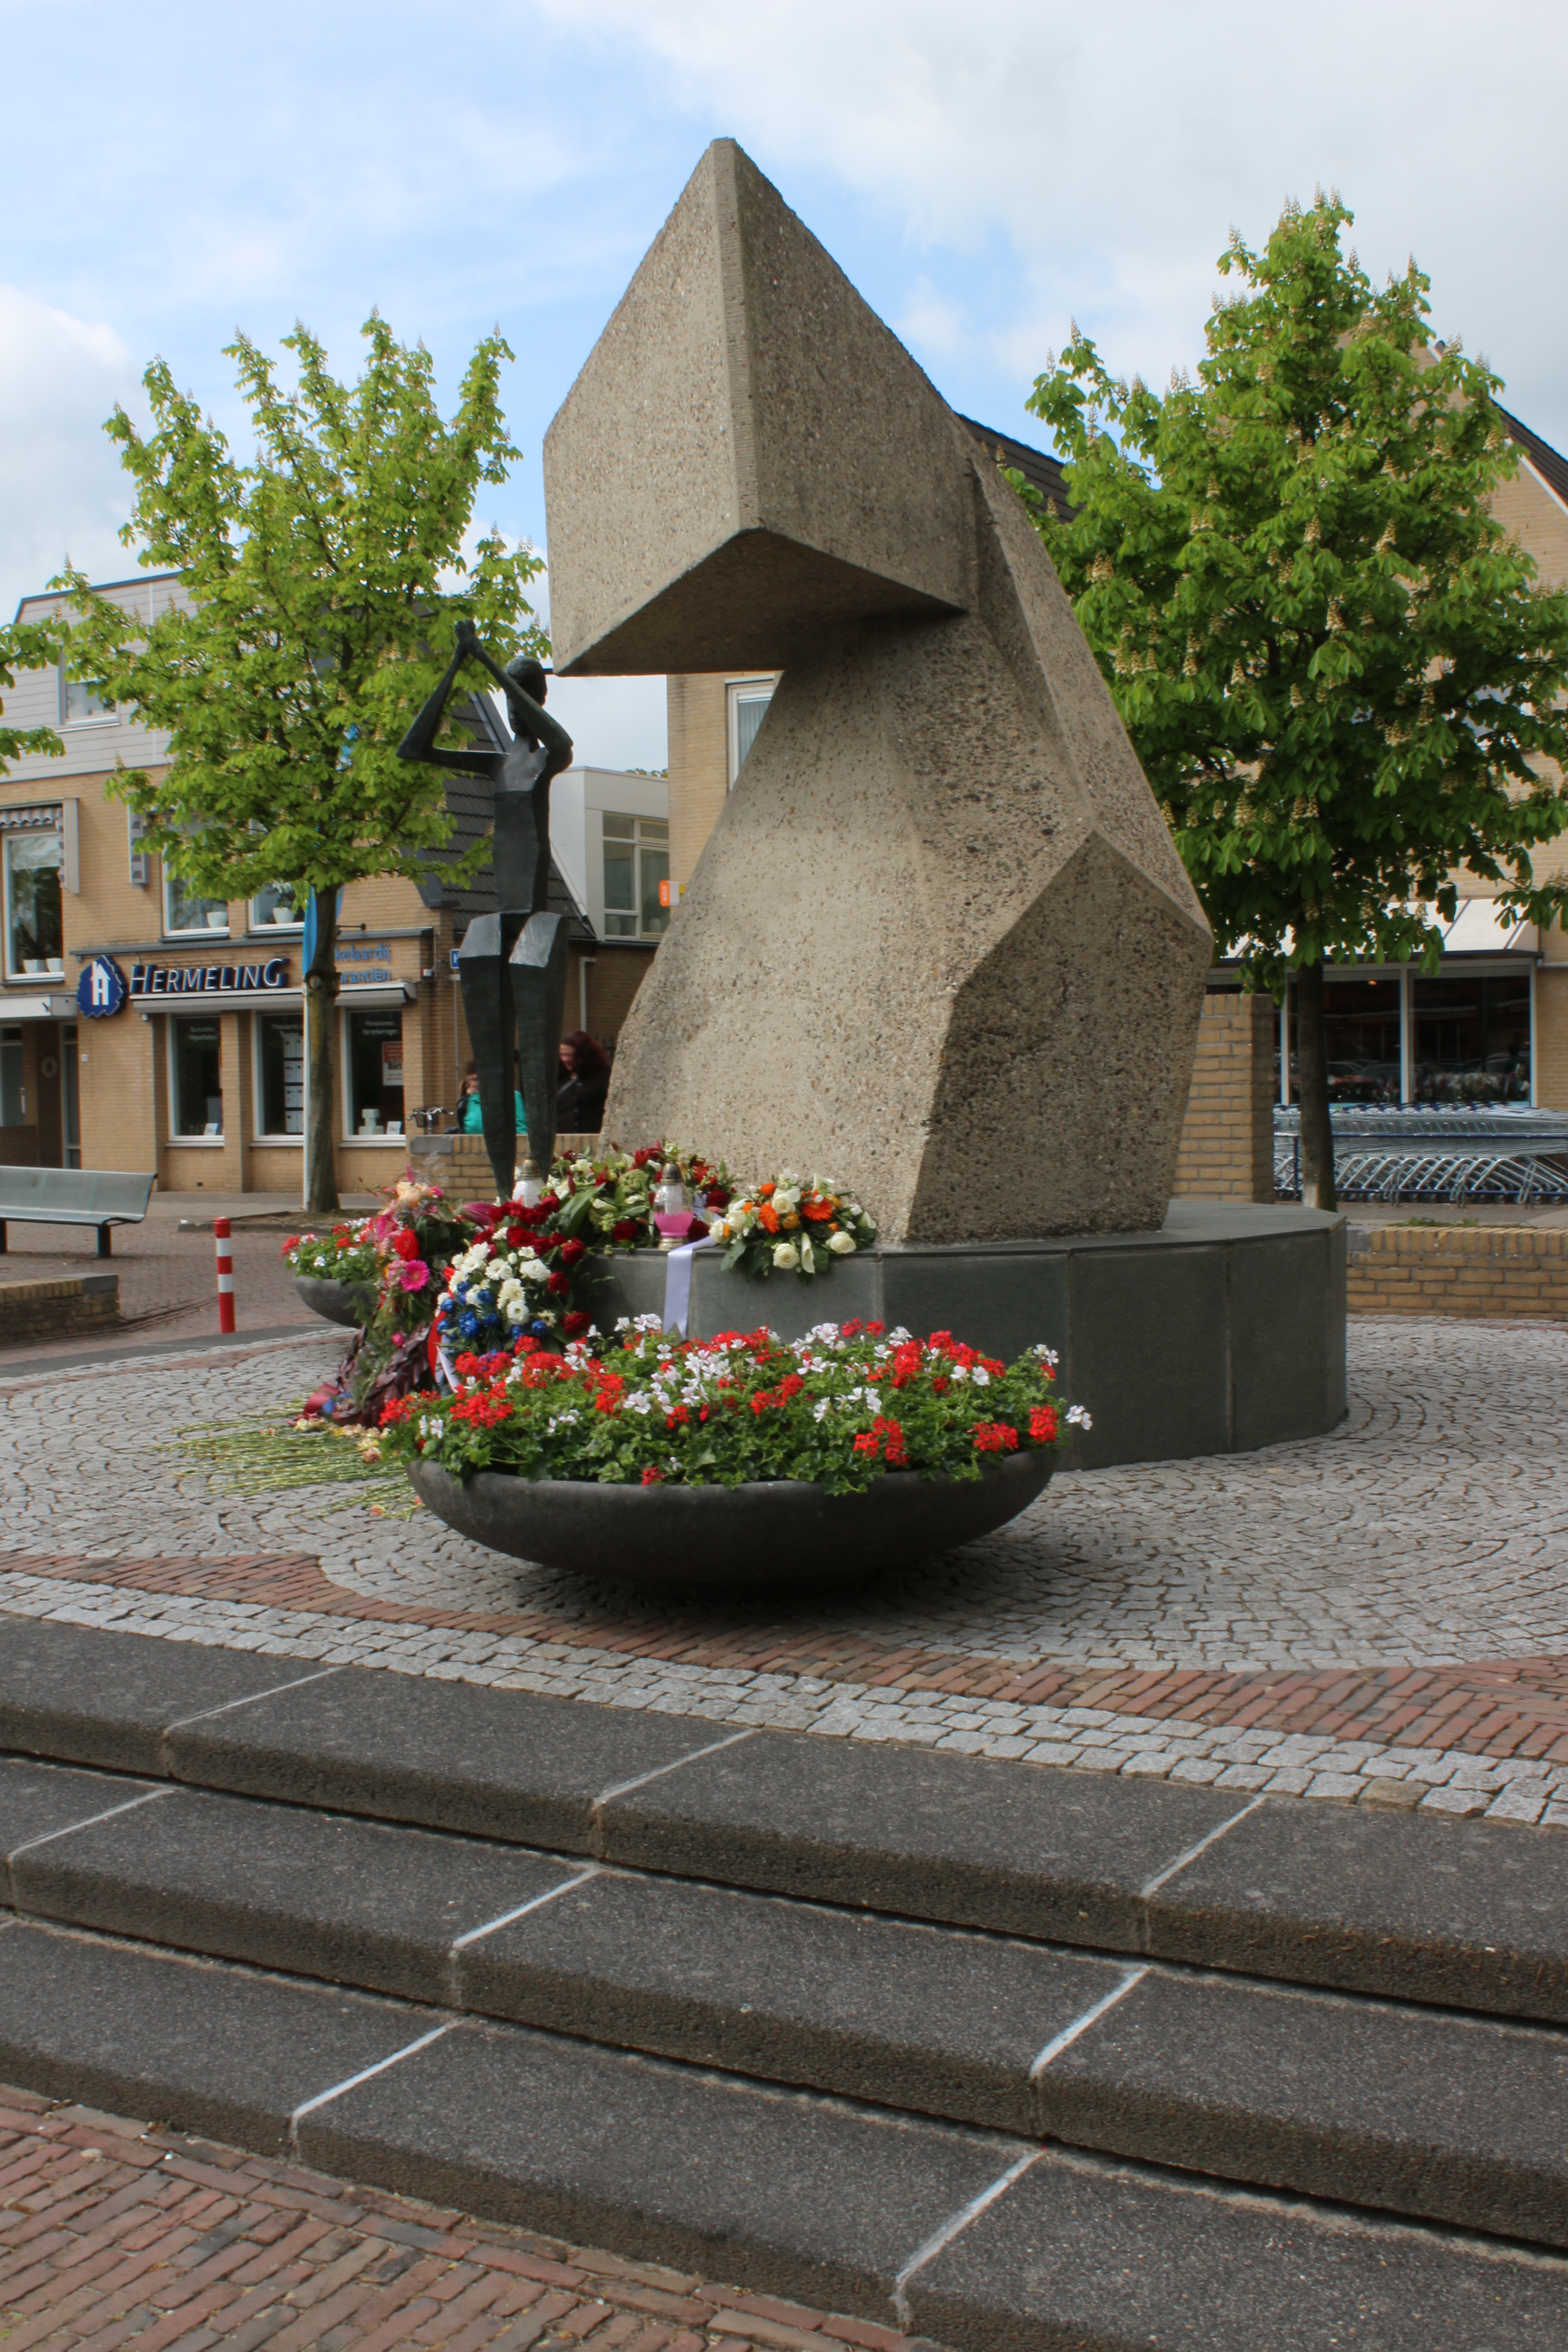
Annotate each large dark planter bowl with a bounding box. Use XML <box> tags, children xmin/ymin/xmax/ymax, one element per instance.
<box><xmin>294</xmin><ymin>1274</ymin><xmax>376</xmax><ymax>1328</ymax></box>
<box><xmin>408</xmin><ymin>1450</ymin><xmax>1053</xmax><ymax>1595</ymax></box>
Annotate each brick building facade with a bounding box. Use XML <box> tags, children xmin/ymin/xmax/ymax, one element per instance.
<box><xmin>0</xmin><ymin>578</ymin><xmax>665</xmax><ymax>1193</ymax></box>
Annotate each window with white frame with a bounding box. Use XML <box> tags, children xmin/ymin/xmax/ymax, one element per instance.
<box><xmin>250</xmin><ymin>882</ymin><xmax>305</xmax><ymax>930</ymax></box>
<box><xmin>343</xmin><ymin>1005</ymin><xmax>404</xmax><ymax>1137</ymax></box>
<box><xmin>163</xmin><ymin>861</ymin><xmax>229</xmax><ymax>938</ymax></box>
<box><xmin>169</xmin><ymin>1017</ymin><xmax>223</xmax><ymax>1138</ymax></box>
<box><xmin>255</xmin><ymin>1012</ymin><xmax>305</xmax><ymax>1137</ymax></box>
<box><xmin>3</xmin><ymin>828</ymin><xmax>64</xmax><ymax>979</ymax></box>
<box><xmin>602</xmin><ymin>815</ymin><xmax>670</xmax><ymax>940</ymax></box>
<box><xmin>727</xmin><ymin>678</ymin><xmax>776</xmax><ymax>786</ymax></box>
<box><xmin>60</xmin><ymin>670</ymin><xmax>113</xmax><ymax>726</ymax></box>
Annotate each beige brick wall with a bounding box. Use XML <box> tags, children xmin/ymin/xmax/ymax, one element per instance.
<box><xmin>666</xmin><ymin>670</ymin><xmax>781</xmax><ymax>893</ymax></box>
<box><xmin>1348</xmin><ymin>1224</ymin><xmax>1568</xmax><ymax>1321</ymax></box>
<box><xmin>1171</xmin><ymin>990</ymin><xmax>1275</xmax><ymax>1200</ymax></box>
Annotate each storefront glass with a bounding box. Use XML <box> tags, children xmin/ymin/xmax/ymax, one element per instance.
<box><xmin>256</xmin><ymin>1013</ymin><xmax>304</xmax><ymax>1136</ymax></box>
<box><xmin>344</xmin><ymin>1007</ymin><xmax>404</xmax><ymax>1137</ymax></box>
<box><xmin>3</xmin><ymin>830</ymin><xmax>64</xmax><ymax>978</ymax></box>
<box><xmin>1413</xmin><ymin>974</ymin><xmax>1531</xmax><ymax>1104</ymax></box>
<box><xmin>0</xmin><ymin>1026</ymin><xmax>23</xmax><ymax>1127</ymax></box>
<box><xmin>162</xmin><ymin>866</ymin><xmax>229</xmax><ymax>937</ymax></box>
<box><xmin>170</xmin><ymin>1019</ymin><xmax>223</xmax><ymax>1137</ymax></box>
<box><xmin>1322</xmin><ymin>978</ymin><xmax>1402</xmax><ymax>1106</ymax></box>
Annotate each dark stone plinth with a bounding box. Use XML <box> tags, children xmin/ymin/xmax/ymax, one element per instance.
<box><xmin>583</xmin><ymin>1201</ymin><xmax>1344</xmax><ymax>1467</ymax></box>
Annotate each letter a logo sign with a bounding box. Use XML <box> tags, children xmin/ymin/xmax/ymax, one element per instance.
<box><xmin>77</xmin><ymin>955</ymin><xmax>127</xmax><ymax>1019</ymax></box>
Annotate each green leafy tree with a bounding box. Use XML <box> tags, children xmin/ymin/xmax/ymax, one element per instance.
<box><xmin>1023</xmin><ymin>195</ymin><xmax>1568</xmax><ymax>1209</ymax></box>
<box><xmin>58</xmin><ymin>314</ymin><xmax>548</xmax><ymax>1213</ymax></box>
<box><xmin>0</xmin><ymin>616</ymin><xmax>69</xmax><ymax>767</ymax></box>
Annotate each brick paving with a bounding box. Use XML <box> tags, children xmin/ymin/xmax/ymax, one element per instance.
<box><xmin>2</xmin><ymin>1314</ymin><xmax>1568</xmax><ymax>1823</ymax></box>
<box><xmin>0</xmin><ymin>2084</ymin><xmax>917</xmax><ymax>2351</ymax></box>
<box><xmin>0</xmin><ymin>1202</ymin><xmax>339</xmax><ymax>1359</ymax></box>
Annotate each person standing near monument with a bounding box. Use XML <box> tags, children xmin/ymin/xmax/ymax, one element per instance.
<box><xmin>398</xmin><ymin>619</ymin><xmax>573</xmax><ymax>1193</ymax></box>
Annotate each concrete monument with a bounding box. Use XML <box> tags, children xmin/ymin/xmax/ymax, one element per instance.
<box><xmin>544</xmin><ymin>139</ymin><xmax>1211</xmax><ymax>1243</ymax></box>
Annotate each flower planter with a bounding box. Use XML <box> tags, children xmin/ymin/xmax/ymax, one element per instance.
<box><xmin>294</xmin><ymin>1274</ymin><xmax>376</xmax><ymax>1328</ymax></box>
<box><xmin>407</xmin><ymin>1447</ymin><xmax>1053</xmax><ymax>1595</ymax></box>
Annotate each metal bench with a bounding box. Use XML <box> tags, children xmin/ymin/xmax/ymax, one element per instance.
<box><xmin>0</xmin><ymin>1168</ymin><xmax>157</xmax><ymax>1259</ymax></box>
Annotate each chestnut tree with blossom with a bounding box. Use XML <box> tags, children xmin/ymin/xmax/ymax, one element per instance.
<box><xmin>1022</xmin><ymin>194</ymin><xmax>1568</xmax><ymax>1208</ymax></box>
<box><xmin>51</xmin><ymin>314</ymin><xmax>548</xmax><ymax>1215</ymax></box>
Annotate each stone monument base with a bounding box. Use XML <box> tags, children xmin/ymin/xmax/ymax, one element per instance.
<box><xmin>583</xmin><ymin>1202</ymin><xmax>1346</xmax><ymax>1471</ymax></box>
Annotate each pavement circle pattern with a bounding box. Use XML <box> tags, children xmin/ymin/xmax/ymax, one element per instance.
<box><xmin>2</xmin><ymin>1317</ymin><xmax>1567</xmax><ymax>1827</ymax></box>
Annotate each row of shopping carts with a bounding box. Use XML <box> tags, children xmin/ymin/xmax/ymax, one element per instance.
<box><xmin>1274</xmin><ymin>1108</ymin><xmax>1568</xmax><ymax>1203</ymax></box>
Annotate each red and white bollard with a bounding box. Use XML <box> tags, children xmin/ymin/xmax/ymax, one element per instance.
<box><xmin>215</xmin><ymin>1216</ymin><xmax>236</xmax><ymax>1335</ymax></box>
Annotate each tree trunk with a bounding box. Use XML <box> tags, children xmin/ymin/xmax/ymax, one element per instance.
<box><xmin>304</xmin><ymin>888</ymin><xmax>341</xmax><ymax>1216</ymax></box>
<box><xmin>1294</xmin><ymin>958</ymin><xmax>1338</xmax><ymax>1213</ymax></box>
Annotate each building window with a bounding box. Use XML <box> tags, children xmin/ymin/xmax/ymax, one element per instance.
<box><xmin>1413</xmin><ymin>974</ymin><xmax>1531</xmax><ymax>1105</ymax></box>
<box><xmin>170</xmin><ymin>1018</ymin><xmax>223</xmax><ymax>1138</ymax></box>
<box><xmin>0</xmin><ymin>1026</ymin><xmax>23</xmax><ymax>1125</ymax></box>
<box><xmin>3</xmin><ymin>830</ymin><xmax>64</xmax><ymax>979</ymax></box>
<box><xmin>251</xmin><ymin>883</ymin><xmax>305</xmax><ymax>930</ymax></box>
<box><xmin>727</xmin><ymin>679</ymin><xmax>776</xmax><ymax>786</ymax></box>
<box><xmin>255</xmin><ymin>1012</ymin><xmax>305</xmax><ymax>1137</ymax></box>
<box><xmin>602</xmin><ymin>815</ymin><xmax>670</xmax><ymax>940</ymax></box>
<box><xmin>343</xmin><ymin>1005</ymin><xmax>404</xmax><ymax>1137</ymax></box>
<box><xmin>60</xmin><ymin>672</ymin><xmax>113</xmax><ymax>726</ymax></box>
<box><xmin>163</xmin><ymin>864</ymin><xmax>229</xmax><ymax>937</ymax></box>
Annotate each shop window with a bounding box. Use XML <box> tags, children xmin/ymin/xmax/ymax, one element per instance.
<box><xmin>1413</xmin><ymin>975</ymin><xmax>1531</xmax><ymax>1105</ymax></box>
<box><xmin>251</xmin><ymin>882</ymin><xmax>305</xmax><ymax>930</ymax></box>
<box><xmin>163</xmin><ymin>864</ymin><xmax>230</xmax><ymax>937</ymax></box>
<box><xmin>727</xmin><ymin>679</ymin><xmax>775</xmax><ymax>785</ymax></box>
<box><xmin>602</xmin><ymin>815</ymin><xmax>670</xmax><ymax>941</ymax></box>
<box><xmin>61</xmin><ymin>673</ymin><xmax>112</xmax><ymax>726</ymax></box>
<box><xmin>1318</xmin><ymin>979</ymin><xmax>1402</xmax><ymax>1108</ymax></box>
<box><xmin>3</xmin><ymin>830</ymin><xmax>64</xmax><ymax>979</ymax></box>
<box><xmin>170</xmin><ymin>1018</ymin><xmax>223</xmax><ymax>1138</ymax></box>
<box><xmin>255</xmin><ymin>1013</ymin><xmax>305</xmax><ymax>1137</ymax></box>
<box><xmin>0</xmin><ymin>1026</ymin><xmax>23</xmax><ymax>1125</ymax></box>
<box><xmin>343</xmin><ymin>1005</ymin><xmax>404</xmax><ymax>1138</ymax></box>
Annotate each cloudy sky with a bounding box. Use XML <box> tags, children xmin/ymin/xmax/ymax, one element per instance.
<box><xmin>4</xmin><ymin>0</ymin><xmax>1565</xmax><ymax>769</ymax></box>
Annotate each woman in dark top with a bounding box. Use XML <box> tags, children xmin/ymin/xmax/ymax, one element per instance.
<box><xmin>557</xmin><ymin>1030</ymin><xmax>611</xmax><ymax>1134</ymax></box>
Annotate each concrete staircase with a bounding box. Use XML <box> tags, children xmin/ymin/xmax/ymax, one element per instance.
<box><xmin>0</xmin><ymin>1612</ymin><xmax>1566</xmax><ymax>2349</ymax></box>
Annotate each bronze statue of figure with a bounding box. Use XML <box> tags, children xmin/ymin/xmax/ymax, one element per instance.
<box><xmin>398</xmin><ymin>619</ymin><xmax>575</xmax><ymax>1196</ymax></box>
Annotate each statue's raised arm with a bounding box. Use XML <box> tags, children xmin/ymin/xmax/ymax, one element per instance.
<box><xmin>395</xmin><ymin>627</ymin><xmax>504</xmax><ymax>778</ymax></box>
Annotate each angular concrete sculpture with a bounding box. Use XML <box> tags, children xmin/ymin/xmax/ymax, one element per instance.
<box><xmin>543</xmin><ymin>140</ymin><xmax>1211</xmax><ymax>1242</ymax></box>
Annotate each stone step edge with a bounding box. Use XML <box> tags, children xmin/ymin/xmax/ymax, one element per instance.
<box><xmin>9</xmin><ymin>1812</ymin><xmax>1568</xmax><ymax>2256</ymax></box>
<box><xmin>6</xmin><ymin>1911</ymin><xmax>1568</xmax><ymax>2352</ymax></box>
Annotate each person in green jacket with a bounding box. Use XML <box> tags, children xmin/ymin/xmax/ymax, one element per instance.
<box><xmin>458</xmin><ymin>1063</ymin><xmax>527</xmax><ymax>1136</ymax></box>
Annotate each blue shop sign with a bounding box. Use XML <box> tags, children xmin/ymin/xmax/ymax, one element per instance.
<box><xmin>129</xmin><ymin>958</ymin><xmax>288</xmax><ymax>997</ymax></box>
<box><xmin>77</xmin><ymin>955</ymin><xmax>127</xmax><ymax>1019</ymax></box>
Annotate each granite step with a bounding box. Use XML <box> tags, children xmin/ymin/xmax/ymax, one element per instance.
<box><xmin>0</xmin><ymin>1612</ymin><xmax>1564</xmax><ymax>2024</ymax></box>
<box><xmin>2</xmin><ymin>1912</ymin><xmax>1566</xmax><ymax>2352</ymax></box>
<box><xmin>4</xmin><ymin>1752</ymin><xmax>1568</xmax><ymax>2251</ymax></box>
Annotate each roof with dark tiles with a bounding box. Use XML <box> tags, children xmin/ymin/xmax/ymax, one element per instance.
<box><xmin>1498</xmin><ymin>404</ymin><xmax>1568</xmax><ymax>514</ymax></box>
<box><xmin>960</xmin><ymin>415</ymin><xmax>1075</xmax><ymax>518</ymax></box>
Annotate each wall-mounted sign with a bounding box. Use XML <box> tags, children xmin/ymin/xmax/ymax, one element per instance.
<box><xmin>338</xmin><ymin>940</ymin><xmax>394</xmax><ymax>987</ymax></box>
<box><xmin>129</xmin><ymin>958</ymin><xmax>288</xmax><ymax>998</ymax></box>
<box><xmin>77</xmin><ymin>954</ymin><xmax>127</xmax><ymax>1019</ymax></box>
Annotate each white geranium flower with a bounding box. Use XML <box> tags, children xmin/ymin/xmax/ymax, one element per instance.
<box><xmin>773</xmin><ymin>1242</ymin><xmax>799</xmax><ymax>1270</ymax></box>
<box><xmin>1067</xmin><ymin>1405</ymin><xmax>1093</xmax><ymax>1430</ymax></box>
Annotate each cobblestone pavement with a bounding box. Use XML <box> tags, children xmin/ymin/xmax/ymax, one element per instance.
<box><xmin>2</xmin><ymin>1317</ymin><xmax>1568</xmax><ymax>1825</ymax></box>
<box><xmin>0</xmin><ymin>2083</ymin><xmax>914</xmax><ymax>2351</ymax></box>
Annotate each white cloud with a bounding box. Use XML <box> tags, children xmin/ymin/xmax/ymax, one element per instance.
<box><xmin>539</xmin><ymin>0</ymin><xmax>1568</xmax><ymax>446</ymax></box>
<box><xmin>0</xmin><ymin>287</ymin><xmax>142</xmax><ymax>619</ymax></box>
